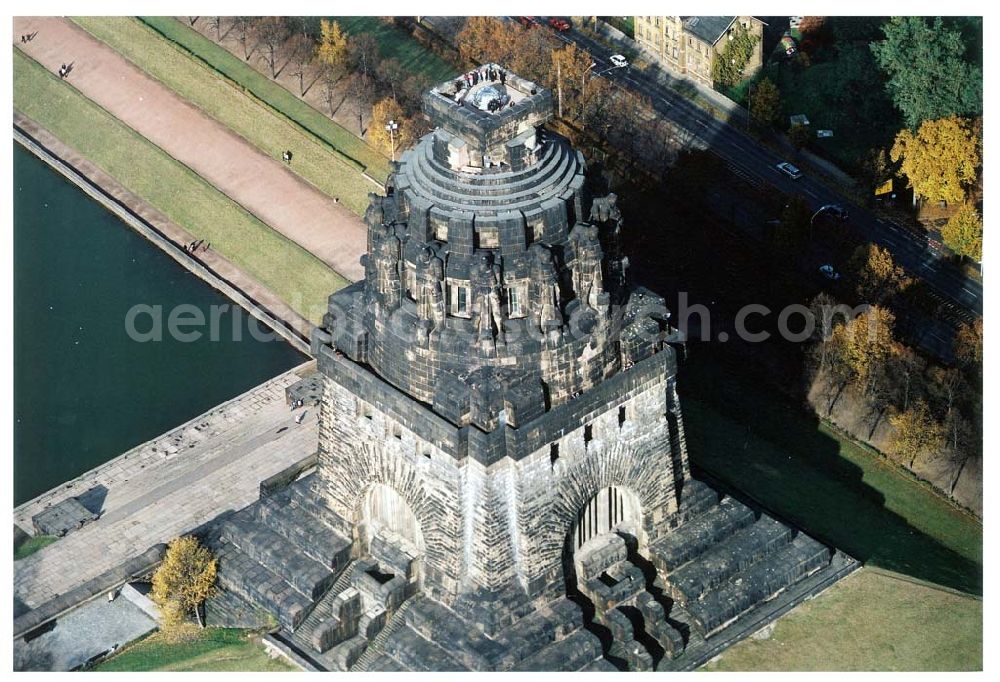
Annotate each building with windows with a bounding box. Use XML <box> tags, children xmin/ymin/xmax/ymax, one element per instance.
<box><xmin>207</xmin><ymin>65</ymin><xmax>853</xmax><ymax>671</ymax></box>
<box><xmin>634</xmin><ymin>16</ymin><xmax>765</xmax><ymax>88</ymax></box>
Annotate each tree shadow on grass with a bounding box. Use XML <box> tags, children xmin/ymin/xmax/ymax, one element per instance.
<box><xmin>681</xmin><ymin>349</ymin><xmax>982</xmax><ymax>596</ymax></box>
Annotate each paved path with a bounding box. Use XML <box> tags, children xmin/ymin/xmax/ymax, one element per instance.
<box><xmin>14</xmin><ymin>366</ymin><xmax>320</xmax><ymax>610</ymax></box>
<box><xmin>14</xmin><ymin>16</ymin><xmax>366</xmax><ymax>281</ymax></box>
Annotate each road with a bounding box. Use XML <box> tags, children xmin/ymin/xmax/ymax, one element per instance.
<box><xmin>516</xmin><ymin>18</ymin><xmax>982</xmax><ymax>335</ymax></box>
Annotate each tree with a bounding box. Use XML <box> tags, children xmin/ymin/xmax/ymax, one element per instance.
<box><xmin>788</xmin><ymin>123</ymin><xmax>811</xmax><ymax>150</ymax></box>
<box><xmin>285</xmin><ymin>33</ymin><xmax>316</xmax><ymax>95</ymax></box>
<box><xmin>887</xmin><ymin>400</ymin><xmax>945</xmax><ymax>469</ymax></box>
<box><xmin>368</xmin><ymin>98</ymin><xmax>415</xmax><ymax>158</ymax></box>
<box><xmin>859</xmin><ymin>147</ymin><xmax>892</xmax><ymax>196</ymax></box>
<box><xmin>206</xmin><ymin>16</ymin><xmax>225</xmax><ymax>40</ymax></box>
<box><xmin>871</xmin><ymin>16</ymin><xmax>982</xmax><ymax>128</ymax></box>
<box><xmin>712</xmin><ymin>23</ymin><xmax>759</xmax><ymax>87</ymax></box>
<box><xmin>828</xmin><ymin>305</ymin><xmax>898</xmax><ymax>399</ymax></box>
<box><xmin>345</xmin><ymin>71</ymin><xmax>373</xmax><ymax>136</ymax></box>
<box><xmin>941</xmin><ymin>203</ymin><xmax>982</xmax><ymax>261</ymax></box>
<box><xmin>847</xmin><ymin>243</ymin><xmax>910</xmax><ymax>305</ymax></box>
<box><xmin>349</xmin><ymin>33</ymin><xmax>381</xmax><ymax>84</ymax></box>
<box><xmin>253</xmin><ymin>17</ymin><xmax>289</xmax><ymax>78</ymax></box>
<box><xmin>152</xmin><ymin>536</ymin><xmax>217</xmax><ymax>629</ymax></box>
<box><xmin>890</xmin><ymin>116</ymin><xmax>981</xmax><ymax>205</ymax></box>
<box><xmin>232</xmin><ymin>17</ymin><xmax>256</xmax><ymax>61</ymax></box>
<box><xmin>316</xmin><ymin>19</ymin><xmax>349</xmax><ymax>75</ymax></box>
<box><xmin>954</xmin><ymin>317</ymin><xmax>983</xmax><ymax>370</ymax></box>
<box><xmin>455</xmin><ymin>16</ymin><xmax>516</xmax><ymax>67</ymax></box>
<box><xmin>749</xmin><ymin>77</ymin><xmax>780</xmax><ymax>128</ymax></box>
<box><xmin>377</xmin><ymin>59</ymin><xmax>406</xmax><ymax>104</ymax></box>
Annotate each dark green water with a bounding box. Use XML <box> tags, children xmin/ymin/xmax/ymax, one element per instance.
<box><xmin>13</xmin><ymin>144</ymin><xmax>305</xmax><ymax>505</ymax></box>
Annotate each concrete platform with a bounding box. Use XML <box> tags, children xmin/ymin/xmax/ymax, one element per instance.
<box><xmin>14</xmin><ymin>363</ymin><xmax>319</xmax><ymax>611</ymax></box>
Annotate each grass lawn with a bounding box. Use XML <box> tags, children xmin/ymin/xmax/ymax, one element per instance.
<box><xmin>72</xmin><ymin>16</ymin><xmax>381</xmax><ymax>218</ymax></box>
<box><xmin>328</xmin><ymin>16</ymin><xmax>456</xmax><ymax>83</ymax></box>
<box><xmin>682</xmin><ymin>350</ymin><xmax>982</xmax><ymax>595</ymax></box>
<box><xmin>702</xmin><ymin>568</ymin><xmax>982</xmax><ymax>671</ymax></box>
<box><xmin>14</xmin><ymin>48</ymin><xmax>346</xmax><ymax>324</ymax></box>
<box><xmin>14</xmin><ymin>534</ymin><xmax>58</xmax><ymax>560</ymax></box>
<box><xmin>94</xmin><ymin>627</ymin><xmax>295</xmax><ymax>672</ymax></box>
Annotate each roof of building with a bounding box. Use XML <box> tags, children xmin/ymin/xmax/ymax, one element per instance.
<box><xmin>680</xmin><ymin>16</ymin><xmax>761</xmax><ymax>45</ymax></box>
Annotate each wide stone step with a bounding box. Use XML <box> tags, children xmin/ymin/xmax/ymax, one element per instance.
<box><xmin>215</xmin><ymin>543</ymin><xmax>312</xmax><ymax>631</ymax></box>
<box><xmin>220</xmin><ymin>515</ymin><xmax>335</xmax><ymax>600</ymax></box>
<box><xmin>511</xmin><ymin>627</ymin><xmax>604</xmax><ymax>671</ymax></box>
<box><xmin>666</xmin><ymin>516</ymin><xmax>794</xmax><ymax>603</ymax></box>
<box><xmin>255</xmin><ymin>494</ymin><xmax>352</xmax><ymax>570</ymax></box>
<box><xmin>686</xmin><ymin>535</ymin><xmax>832</xmax><ymax>636</ymax></box>
<box><xmin>673</xmin><ymin>479</ymin><xmax>721</xmax><ymax>523</ymax></box>
<box><xmin>651</xmin><ymin>497</ymin><xmax>756</xmax><ymax>573</ymax></box>
<box><xmin>405</xmin><ymin>599</ymin><xmax>505</xmax><ymax>670</ymax></box>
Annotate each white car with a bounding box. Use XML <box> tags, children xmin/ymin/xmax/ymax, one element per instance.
<box><xmin>610</xmin><ymin>54</ymin><xmax>628</xmax><ymax>68</ymax></box>
<box><xmin>776</xmin><ymin>161</ymin><xmax>802</xmax><ymax>180</ymax></box>
<box><xmin>819</xmin><ymin>265</ymin><xmax>840</xmax><ymax>280</ymax></box>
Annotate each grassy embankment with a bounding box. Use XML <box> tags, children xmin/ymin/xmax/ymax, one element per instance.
<box><xmin>73</xmin><ymin>16</ymin><xmax>387</xmax><ymax>219</ymax></box>
<box><xmin>703</xmin><ymin>568</ymin><xmax>982</xmax><ymax>671</ymax></box>
<box><xmin>94</xmin><ymin>627</ymin><xmax>295</xmax><ymax>672</ymax></box>
<box><xmin>328</xmin><ymin>16</ymin><xmax>457</xmax><ymax>82</ymax></box>
<box><xmin>13</xmin><ymin>49</ymin><xmax>345</xmax><ymax>324</ymax></box>
<box><xmin>682</xmin><ymin>351</ymin><xmax>982</xmax><ymax>596</ymax></box>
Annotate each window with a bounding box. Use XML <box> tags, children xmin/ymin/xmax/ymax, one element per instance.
<box><xmin>508</xmin><ymin>285</ymin><xmax>525</xmax><ymax>318</ymax></box>
<box><xmin>550</xmin><ymin>443</ymin><xmax>559</xmax><ymax>465</ymax></box>
<box><xmin>618</xmin><ymin>405</ymin><xmax>627</xmax><ymax>428</ymax></box>
<box><xmin>450</xmin><ymin>282</ymin><xmax>470</xmax><ymax>317</ymax></box>
<box><xmin>584</xmin><ymin>424</ymin><xmax>593</xmax><ymax>444</ymax></box>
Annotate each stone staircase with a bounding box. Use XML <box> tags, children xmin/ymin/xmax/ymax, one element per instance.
<box><xmin>564</xmin><ymin>479</ymin><xmax>834</xmax><ymax>670</ymax></box>
<box><xmin>213</xmin><ymin>478</ymin><xmax>352</xmax><ymax>631</ymax></box>
<box><xmin>350</xmin><ymin>598</ymin><xmax>416</xmax><ymax>671</ymax></box>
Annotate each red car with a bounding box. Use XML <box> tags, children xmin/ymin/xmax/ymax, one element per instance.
<box><xmin>516</xmin><ymin>16</ymin><xmax>536</xmax><ymax>28</ymax></box>
<box><xmin>548</xmin><ymin>18</ymin><xmax>571</xmax><ymax>32</ymax></box>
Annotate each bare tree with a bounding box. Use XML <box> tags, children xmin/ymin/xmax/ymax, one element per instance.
<box><xmin>187</xmin><ymin>17</ymin><xmax>199</xmax><ymax>27</ymax></box>
<box><xmin>207</xmin><ymin>16</ymin><xmax>225</xmax><ymax>40</ymax></box>
<box><xmin>254</xmin><ymin>17</ymin><xmax>290</xmax><ymax>78</ymax></box>
<box><xmin>232</xmin><ymin>17</ymin><xmax>257</xmax><ymax>61</ymax></box>
<box><xmin>345</xmin><ymin>71</ymin><xmax>374</xmax><ymax>136</ymax></box>
<box><xmin>286</xmin><ymin>33</ymin><xmax>317</xmax><ymax>96</ymax></box>
<box><xmin>349</xmin><ymin>33</ymin><xmax>380</xmax><ymax>83</ymax></box>
<box><xmin>377</xmin><ymin>58</ymin><xmax>406</xmax><ymax>103</ymax></box>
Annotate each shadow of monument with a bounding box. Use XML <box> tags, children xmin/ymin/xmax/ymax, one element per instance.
<box><xmin>76</xmin><ymin>485</ymin><xmax>108</xmax><ymax>516</ymax></box>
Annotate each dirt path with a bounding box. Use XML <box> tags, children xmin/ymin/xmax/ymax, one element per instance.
<box><xmin>14</xmin><ymin>16</ymin><xmax>366</xmax><ymax>281</ymax></box>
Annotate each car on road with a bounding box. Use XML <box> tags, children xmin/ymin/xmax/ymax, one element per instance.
<box><xmin>825</xmin><ymin>204</ymin><xmax>849</xmax><ymax>221</ymax></box>
<box><xmin>548</xmin><ymin>18</ymin><xmax>571</xmax><ymax>31</ymax></box>
<box><xmin>776</xmin><ymin>161</ymin><xmax>802</xmax><ymax>180</ymax></box>
<box><xmin>516</xmin><ymin>16</ymin><xmax>536</xmax><ymax>28</ymax></box>
<box><xmin>610</xmin><ymin>54</ymin><xmax>629</xmax><ymax>68</ymax></box>
<box><xmin>819</xmin><ymin>264</ymin><xmax>840</xmax><ymax>280</ymax></box>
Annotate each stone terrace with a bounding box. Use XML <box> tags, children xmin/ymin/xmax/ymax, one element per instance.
<box><xmin>14</xmin><ymin>364</ymin><xmax>318</xmax><ymax>611</ymax></box>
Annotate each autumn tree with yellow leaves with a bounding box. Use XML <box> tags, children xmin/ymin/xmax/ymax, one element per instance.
<box><xmin>152</xmin><ymin>536</ymin><xmax>217</xmax><ymax>629</ymax></box>
<box><xmin>890</xmin><ymin>115</ymin><xmax>981</xmax><ymax>205</ymax></box>
<box><xmin>847</xmin><ymin>243</ymin><xmax>911</xmax><ymax>305</ymax></box>
<box><xmin>368</xmin><ymin>98</ymin><xmax>416</xmax><ymax>158</ymax></box>
<box><xmin>941</xmin><ymin>202</ymin><xmax>983</xmax><ymax>261</ymax></box>
<box><xmin>888</xmin><ymin>400</ymin><xmax>946</xmax><ymax>469</ymax></box>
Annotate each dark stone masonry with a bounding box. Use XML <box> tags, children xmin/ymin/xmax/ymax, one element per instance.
<box><xmin>208</xmin><ymin>67</ymin><xmax>857</xmax><ymax>670</ymax></box>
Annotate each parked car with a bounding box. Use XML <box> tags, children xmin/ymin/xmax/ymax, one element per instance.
<box><xmin>548</xmin><ymin>18</ymin><xmax>571</xmax><ymax>31</ymax></box>
<box><xmin>516</xmin><ymin>16</ymin><xmax>536</xmax><ymax>28</ymax></box>
<box><xmin>610</xmin><ymin>54</ymin><xmax>629</xmax><ymax>68</ymax></box>
<box><xmin>776</xmin><ymin>161</ymin><xmax>802</xmax><ymax>180</ymax></box>
<box><xmin>819</xmin><ymin>264</ymin><xmax>841</xmax><ymax>280</ymax></box>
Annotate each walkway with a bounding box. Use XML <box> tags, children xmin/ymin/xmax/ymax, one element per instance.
<box><xmin>14</xmin><ymin>366</ymin><xmax>319</xmax><ymax>610</ymax></box>
<box><xmin>14</xmin><ymin>16</ymin><xmax>366</xmax><ymax>281</ymax></box>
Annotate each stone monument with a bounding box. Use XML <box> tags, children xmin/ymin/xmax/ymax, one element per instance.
<box><xmin>209</xmin><ymin>66</ymin><xmax>855</xmax><ymax>671</ymax></box>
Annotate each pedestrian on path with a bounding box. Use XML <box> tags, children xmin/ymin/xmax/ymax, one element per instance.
<box><xmin>282</xmin><ymin>150</ymin><xmax>293</xmax><ymax>164</ymax></box>
<box><xmin>58</xmin><ymin>64</ymin><xmax>67</xmax><ymax>79</ymax></box>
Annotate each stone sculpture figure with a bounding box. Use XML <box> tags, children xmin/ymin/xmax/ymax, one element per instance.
<box><xmin>415</xmin><ymin>246</ymin><xmax>446</xmax><ymax>327</ymax></box>
<box><xmin>471</xmin><ymin>252</ymin><xmax>505</xmax><ymax>348</ymax></box>
<box><xmin>572</xmin><ymin>225</ymin><xmax>605</xmax><ymax>310</ymax></box>
<box><xmin>370</xmin><ymin>224</ymin><xmax>402</xmax><ymax>311</ymax></box>
<box><xmin>529</xmin><ymin>244</ymin><xmax>563</xmax><ymax>338</ymax></box>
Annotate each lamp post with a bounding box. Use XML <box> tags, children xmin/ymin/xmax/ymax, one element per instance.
<box><xmin>386</xmin><ymin>119</ymin><xmax>399</xmax><ymax>162</ymax></box>
<box><xmin>746</xmin><ymin>82</ymin><xmax>754</xmax><ymax>131</ymax></box>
